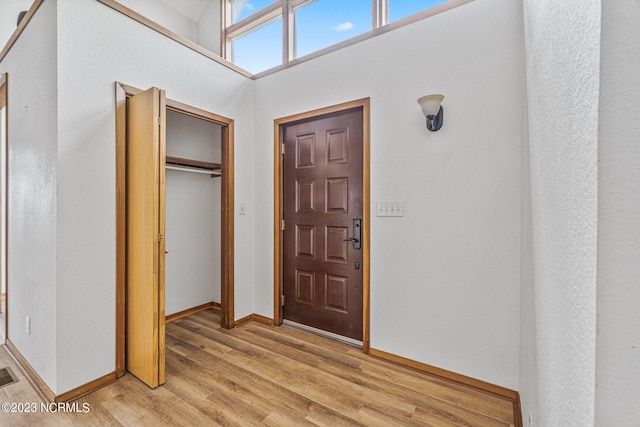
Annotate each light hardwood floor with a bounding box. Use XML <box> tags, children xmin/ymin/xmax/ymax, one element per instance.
<box><xmin>0</xmin><ymin>310</ymin><xmax>515</xmax><ymax>426</ymax></box>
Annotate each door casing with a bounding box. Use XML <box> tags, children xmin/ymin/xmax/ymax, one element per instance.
<box><xmin>273</xmin><ymin>98</ymin><xmax>370</xmax><ymax>353</ymax></box>
<box><xmin>0</xmin><ymin>73</ymin><xmax>7</xmax><ymax>343</ymax></box>
<box><xmin>115</xmin><ymin>82</ymin><xmax>235</xmax><ymax>378</ymax></box>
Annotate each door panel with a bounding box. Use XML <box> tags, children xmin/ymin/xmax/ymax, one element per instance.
<box><xmin>126</xmin><ymin>87</ymin><xmax>166</xmax><ymax>388</ymax></box>
<box><xmin>283</xmin><ymin>109</ymin><xmax>363</xmax><ymax>340</ymax></box>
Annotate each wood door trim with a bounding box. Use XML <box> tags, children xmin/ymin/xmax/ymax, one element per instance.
<box><xmin>96</xmin><ymin>0</ymin><xmax>251</xmax><ymax>79</ymax></box>
<box><xmin>158</xmin><ymin>89</ymin><xmax>167</xmax><ymax>386</ymax></box>
<box><xmin>0</xmin><ymin>73</ymin><xmax>6</xmax><ymax>105</ymax></box>
<box><xmin>369</xmin><ymin>347</ymin><xmax>523</xmax><ymax>426</ymax></box>
<box><xmin>5</xmin><ymin>340</ymin><xmax>117</xmax><ymax>404</ymax></box>
<box><xmin>5</xmin><ymin>339</ymin><xmax>55</xmax><ymax>403</ymax></box>
<box><xmin>0</xmin><ymin>0</ymin><xmax>44</xmax><ymax>63</ymax></box>
<box><xmin>115</xmin><ymin>82</ymin><xmax>235</xmax><ymax>378</ymax></box>
<box><xmin>118</xmin><ymin>84</ymin><xmax>233</xmax><ymax>126</ymax></box>
<box><xmin>165</xmin><ymin>301</ymin><xmax>220</xmax><ymax>323</ymax></box>
<box><xmin>55</xmin><ymin>372</ymin><xmax>117</xmax><ymax>403</ymax></box>
<box><xmin>273</xmin><ymin>98</ymin><xmax>371</xmax><ymax>353</ymax></box>
<box><xmin>221</xmin><ymin>123</ymin><xmax>235</xmax><ymax>328</ymax></box>
<box><xmin>1</xmin><ymin>74</ymin><xmax>7</xmax><ymax>344</ymax></box>
<box><xmin>235</xmin><ymin>313</ymin><xmax>275</xmax><ymax>328</ymax></box>
<box><xmin>115</xmin><ymin>82</ymin><xmax>126</xmax><ymax>377</ymax></box>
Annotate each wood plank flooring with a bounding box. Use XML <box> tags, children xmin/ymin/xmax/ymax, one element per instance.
<box><xmin>0</xmin><ymin>310</ymin><xmax>515</xmax><ymax>426</ymax></box>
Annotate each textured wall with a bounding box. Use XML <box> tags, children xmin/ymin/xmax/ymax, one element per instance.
<box><xmin>116</xmin><ymin>0</ymin><xmax>198</xmax><ymax>42</ymax></box>
<box><xmin>54</xmin><ymin>0</ymin><xmax>255</xmax><ymax>394</ymax></box>
<box><xmin>0</xmin><ymin>0</ymin><xmax>59</xmax><ymax>392</ymax></box>
<box><xmin>596</xmin><ymin>0</ymin><xmax>640</xmax><ymax>424</ymax></box>
<box><xmin>254</xmin><ymin>0</ymin><xmax>525</xmax><ymax>389</ymax></box>
<box><xmin>522</xmin><ymin>0</ymin><xmax>600</xmax><ymax>425</ymax></box>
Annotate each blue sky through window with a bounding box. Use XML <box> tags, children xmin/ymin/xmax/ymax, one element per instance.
<box><xmin>233</xmin><ymin>0</ymin><xmax>450</xmax><ymax>74</ymax></box>
<box><xmin>295</xmin><ymin>0</ymin><xmax>371</xmax><ymax>59</ymax></box>
<box><xmin>233</xmin><ymin>0</ymin><xmax>278</xmax><ymax>23</ymax></box>
<box><xmin>232</xmin><ymin>17</ymin><xmax>283</xmax><ymax>73</ymax></box>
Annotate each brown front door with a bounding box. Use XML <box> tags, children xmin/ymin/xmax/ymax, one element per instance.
<box><xmin>282</xmin><ymin>108</ymin><xmax>363</xmax><ymax>341</ymax></box>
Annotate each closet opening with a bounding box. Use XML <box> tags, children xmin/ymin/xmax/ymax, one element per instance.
<box><xmin>115</xmin><ymin>83</ymin><xmax>235</xmax><ymax>381</ymax></box>
<box><xmin>164</xmin><ymin>111</ymin><xmax>223</xmax><ymax>321</ymax></box>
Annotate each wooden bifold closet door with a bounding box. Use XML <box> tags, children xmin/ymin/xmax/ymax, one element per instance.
<box><xmin>126</xmin><ymin>87</ymin><xmax>166</xmax><ymax>388</ymax></box>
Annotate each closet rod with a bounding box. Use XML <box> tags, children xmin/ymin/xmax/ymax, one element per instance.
<box><xmin>166</xmin><ymin>164</ymin><xmax>221</xmax><ymax>176</ymax></box>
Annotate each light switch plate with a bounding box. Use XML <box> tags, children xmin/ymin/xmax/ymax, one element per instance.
<box><xmin>376</xmin><ymin>200</ymin><xmax>404</xmax><ymax>217</ymax></box>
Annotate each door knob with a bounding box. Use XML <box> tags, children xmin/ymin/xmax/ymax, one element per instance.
<box><xmin>165</xmin><ymin>249</ymin><xmax>169</xmax><ymax>254</ymax></box>
<box><xmin>344</xmin><ymin>219</ymin><xmax>362</xmax><ymax>250</ymax></box>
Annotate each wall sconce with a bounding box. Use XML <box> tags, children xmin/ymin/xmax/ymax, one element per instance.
<box><xmin>417</xmin><ymin>94</ymin><xmax>444</xmax><ymax>131</ymax></box>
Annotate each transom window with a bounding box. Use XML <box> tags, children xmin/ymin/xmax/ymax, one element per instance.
<box><xmin>223</xmin><ymin>0</ymin><xmax>450</xmax><ymax>74</ymax></box>
<box><xmin>231</xmin><ymin>0</ymin><xmax>276</xmax><ymax>23</ymax></box>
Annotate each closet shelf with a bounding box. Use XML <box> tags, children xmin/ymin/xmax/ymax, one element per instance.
<box><xmin>166</xmin><ymin>155</ymin><xmax>221</xmax><ymax>170</ymax></box>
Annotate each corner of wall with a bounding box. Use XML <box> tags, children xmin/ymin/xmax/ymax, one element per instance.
<box><xmin>521</xmin><ymin>0</ymin><xmax>600</xmax><ymax>424</ymax></box>
<box><xmin>596</xmin><ymin>0</ymin><xmax>640</xmax><ymax>423</ymax></box>
<box><xmin>1</xmin><ymin>0</ymin><xmax>59</xmax><ymax>393</ymax></box>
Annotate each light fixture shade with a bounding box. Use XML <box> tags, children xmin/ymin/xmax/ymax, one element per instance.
<box><xmin>417</xmin><ymin>94</ymin><xmax>444</xmax><ymax>117</ymax></box>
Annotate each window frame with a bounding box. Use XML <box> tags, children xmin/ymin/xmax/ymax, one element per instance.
<box><xmin>222</xmin><ymin>0</ymin><xmax>387</xmax><ymax>67</ymax></box>
<box><xmin>222</xmin><ymin>0</ymin><xmax>467</xmax><ymax>75</ymax></box>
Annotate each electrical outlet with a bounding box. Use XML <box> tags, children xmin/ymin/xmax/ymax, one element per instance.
<box><xmin>239</xmin><ymin>202</ymin><xmax>246</xmax><ymax>215</ymax></box>
<box><xmin>26</xmin><ymin>315</ymin><xmax>30</xmax><ymax>335</ymax></box>
<box><xmin>376</xmin><ymin>200</ymin><xmax>404</xmax><ymax>217</ymax></box>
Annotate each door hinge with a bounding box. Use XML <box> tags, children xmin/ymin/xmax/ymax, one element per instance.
<box><xmin>158</xmin><ymin>233</ymin><xmax>163</xmax><ymax>242</ymax></box>
<box><xmin>281</xmin><ymin>142</ymin><xmax>285</xmax><ymax>155</ymax></box>
<box><xmin>280</xmin><ymin>294</ymin><xmax>285</xmax><ymax>306</ymax></box>
<box><xmin>281</xmin><ymin>219</ymin><xmax>285</xmax><ymax>231</ymax></box>
<box><xmin>158</xmin><ymin>116</ymin><xmax>164</xmax><ymax>127</ymax></box>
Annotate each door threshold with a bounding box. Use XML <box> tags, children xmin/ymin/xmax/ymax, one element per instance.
<box><xmin>282</xmin><ymin>320</ymin><xmax>363</xmax><ymax>348</ymax></box>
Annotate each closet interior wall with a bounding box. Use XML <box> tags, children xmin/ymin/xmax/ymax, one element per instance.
<box><xmin>165</xmin><ymin>110</ymin><xmax>222</xmax><ymax>316</ymax></box>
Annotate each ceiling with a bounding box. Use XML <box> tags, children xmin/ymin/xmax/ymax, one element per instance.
<box><xmin>158</xmin><ymin>0</ymin><xmax>211</xmax><ymax>22</ymax></box>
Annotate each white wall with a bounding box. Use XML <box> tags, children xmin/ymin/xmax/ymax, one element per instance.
<box><xmin>117</xmin><ymin>0</ymin><xmax>198</xmax><ymax>42</ymax></box>
<box><xmin>0</xmin><ymin>0</ymin><xmax>59</xmax><ymax>391</ymax></box>
<box><xmin>0</xmin><ymin>0</ymin><xmax>33</xmax><ymax>49</ymax></box>
<box><xmin>165</xmin><ymin>111</ymin><xmax>221</xmax><ymax>315</ymax></box>
<box><xmin>0</xmin><ymin>102</ymin><xmax>6</xmax><ymax>344</ymax></box>
<box><xmin>115</xmin><ymin>0</ymin><xmax>221</xmax><ymax>56</ymax></box>
<box><xmin>596</xmin><ymin>0</ymin><xmax>640</xmax><ymax>424</ymax></box>
<box><xmin>53</xmin><ymin>0</ymin><xmax>255</xmax><ymax>394</ymax></box>
<box><xmin>254</xmin><ymin>0</ymin><xmax>525</xmax><ymax>390</ymax></box>
<box><xmin>197</xmin><ymin>0</ymin><xmax>221</xmax><ymax>55</ymax></box>
<box><xmin>12</xmin><ymin>0</ymin><xmax>634</xmax><ymax>414</ymax></box>
<box><xmin>519</xmin><ymin>75</ymin><xmax>537</xmax><ymax>425</ymax></box>
<box><xmin>522</xmin><ymin>0</ymin><xmax>600</xmax><ymax>425</ymax></box>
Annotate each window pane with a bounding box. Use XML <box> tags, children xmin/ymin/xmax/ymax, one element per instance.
<box><xmin>232</xmin><ymin>18</ymin><xmax>282</xmax><ymax>73</ymax></box>
<box><xmin>295</xmin><ymin>0</ymin><xmax>371</xmax><ymax>59</ymax></box>
<box><xmin>388</xmin><ymin>0</ymin><xmax>449</xmax><ymax>23</ymax></box>
<box><xmin>232</xmin><ymin>0</ymin><xmax>278</xmax><ymax>23</ymax></box>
